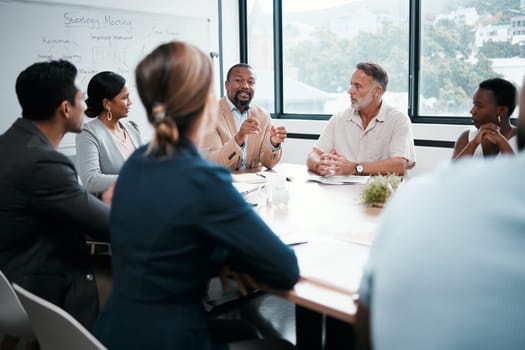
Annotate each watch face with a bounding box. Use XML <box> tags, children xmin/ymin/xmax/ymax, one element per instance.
<box><xmin>356</xmin><ymin>165</ymin><xmax>364</xmax><ymax>173</ymax></box>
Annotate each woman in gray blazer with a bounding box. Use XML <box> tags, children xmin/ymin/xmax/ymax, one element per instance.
<box><xmin>76</xmin><ymin>72</ymin><xmax>141</xmax><ymax>195</ymax></box>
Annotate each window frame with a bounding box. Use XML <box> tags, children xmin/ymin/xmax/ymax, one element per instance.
<box><xmin>239</xmin><ymin>0</ymin><xmax>473</xmax><ymax>125</ymax></box>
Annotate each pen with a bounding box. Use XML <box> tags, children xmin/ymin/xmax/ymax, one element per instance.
<box><xmin>288</xmin><ymin>241</ymin><xmax>309</xmax><ymax>246</ymax></box>
<box><xmin>256</xmin><ymin>173</ymin><xmax>266</xmax><ymax>179</ymax></box>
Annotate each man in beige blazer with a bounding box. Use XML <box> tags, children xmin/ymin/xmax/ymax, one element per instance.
<box><xmin>203</xmin><ymin>64</ymin><xmax>287</xmax><ymax>170</ymax></box>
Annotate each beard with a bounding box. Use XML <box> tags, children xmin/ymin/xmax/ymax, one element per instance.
<box><xmin>351</xmin><ymin>87</ymin><xmax>374</xmax><ymax>111</ymax></box>
<box><xmin>234</xmin><ymin>90</ymin><xmax>252</xmax><ymax>106</ymax></box>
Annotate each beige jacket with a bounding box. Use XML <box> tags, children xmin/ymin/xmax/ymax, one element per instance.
<box><xmin>203</xmin><ymin>97</ymin><xmax>282</xmax><ymax>170</ymax></box>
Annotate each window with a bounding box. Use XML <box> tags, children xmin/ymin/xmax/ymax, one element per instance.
<box><xmin>420</xmin><ymin>2</ymin><xmax>524</xmax><ymax>118</ymax></box>
<box><xmin>247</xmin><ymin>0</ymin><xmax>274</xmax><ymax>113</ymax></box>
<box><xmin>243</xmin><ymin>0</ymin><xmax>525</xmax><ymax>122</ymax></box>
<box><xmin>281</xmin><ymin>0</ymin><xmax>409</xmax><ymax>115</ymax></box>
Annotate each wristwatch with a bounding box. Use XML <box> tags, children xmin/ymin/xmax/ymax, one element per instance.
<box><xmin>355</xmin><ymin>164</ymin><xmax>364</xmax><ymax>175</ymax></box>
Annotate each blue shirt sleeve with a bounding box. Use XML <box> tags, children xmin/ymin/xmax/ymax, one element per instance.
<box><xmin>195</xmin><ymin>165</ymin><xmax>299</xmax><ymax>290</ymax></box>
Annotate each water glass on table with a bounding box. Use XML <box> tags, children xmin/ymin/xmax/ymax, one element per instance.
<box><xmin>267</xmin><ymin>174</ymin><xmax>289</xmax><ymax>208</ymax></box>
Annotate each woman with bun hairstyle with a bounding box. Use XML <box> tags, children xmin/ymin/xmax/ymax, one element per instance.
<box><xmin>75</xmin><ymin>71</ymin><xmax>141</xmax><ymax>194</ymax></box>
<box><xmin>93</xmin><ymin>41</ymin><xmax>298</xmax><ymax>350</ymax></box>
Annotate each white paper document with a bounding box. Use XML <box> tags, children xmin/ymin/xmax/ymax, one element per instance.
<box><xmin>231</xmin><ymin>173</ymin><xmax>267</xmax><ymax>184</ymax></box>
<box><xmin>293</xmin><ymin>239</ymin><xmax>370</xmax><ymax>292</ymax></box>
<box><xmin>307</xmin><ymin>175</ymin><xmax>370</xmax><ymax>185</ymax></box>
<box><xmin>232</xmin><ymin>182</ymin><xmax>262</xmax><ymax>196</ymax></box>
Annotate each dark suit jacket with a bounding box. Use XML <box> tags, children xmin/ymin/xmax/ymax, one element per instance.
<box><xmin>94</xmin><ymin>141</ymin><xmax>299</xmax><ymax>349</ymax></box>
<box><xmin>0</xmin><ymin>118</ymin><xmax>110</xmax><ymax>329</ymax></box>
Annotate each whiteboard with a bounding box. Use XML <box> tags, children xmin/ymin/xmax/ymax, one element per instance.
<box><xmin>0</xmin><ymin>0</ymin><xmax>211</xmax><ymax>151</ymax></box>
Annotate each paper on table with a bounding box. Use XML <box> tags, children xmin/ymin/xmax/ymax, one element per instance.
<box><xmin>307</xmin><ymin>175</ymin><xmax>370</xmax><ymax>185</ymax></box>
<box><xmin>232</xmin><ymin>173</ymin><xmax>267</xmax><ymax>184</ymax></box>
<box><xmin>232</xmin><ymin>182</ymin><xmax>261</xmax><ymax>196</ymax></box>
<box><xmin>293</xmin><ymin>239</ymin><xmax>370</xmax><ymax>292</ymax></box>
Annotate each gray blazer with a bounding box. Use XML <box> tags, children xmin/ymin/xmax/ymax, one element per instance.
<box><xmin>75</xmin><ymin>118</ymin><xmax>141</xmax><ymax>194</ymax></box>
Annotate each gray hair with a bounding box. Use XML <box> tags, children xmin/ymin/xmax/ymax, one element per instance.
<box><xmin>355</xmin><ymin>62</ymin><xmax>388</xmax><ymax>93</ymax></box>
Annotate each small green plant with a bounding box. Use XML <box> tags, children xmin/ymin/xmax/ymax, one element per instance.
<box><xmin>361</xmin><ymin>174</ymin><xmax>402</xmax><ymax>207</ymax></box>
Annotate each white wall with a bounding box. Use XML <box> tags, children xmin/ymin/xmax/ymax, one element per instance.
<box><xmin>279</xmin><ymin>136</ymin><xmax>454</xmax><ymax>177</ymax></box>
<box><xmin>275</xmin><ymin>119</ymin><xmax>463</xmax><ymax>177</ymax></box>
<box><xmin>220</xmin><ymin>1</ymin><xmax>240</xmax><ymax>85</ymax></box>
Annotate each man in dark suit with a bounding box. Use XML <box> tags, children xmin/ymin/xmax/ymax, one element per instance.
<box><xmin>0</xmin><ymin>60</ymin><xmax>110</xmax><ymax>329</ymax></box>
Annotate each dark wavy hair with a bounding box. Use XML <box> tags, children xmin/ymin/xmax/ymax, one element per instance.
<box><xmin>85</xmin><ymin>71</ymin><xmax>126</xmax><ymax>118</ymax></box>
<box><xmin>16</xmin><ymin>60</ymin><xmax>78</xmax><ymax>121</ymax></box>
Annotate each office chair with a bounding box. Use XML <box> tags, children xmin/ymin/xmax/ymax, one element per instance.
<box><xmin>12</xmin><ymin>284</ymin><xmax>107</xmax><ymax>350</ymax></box>
<box><xmin>0</xmin><ymin>270</ymin><xmax>34</xmax><ymax>349</ymax></box>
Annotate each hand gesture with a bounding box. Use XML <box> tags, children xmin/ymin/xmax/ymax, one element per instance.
<box><xmin>101</xmin><ymin>182</ymin><xmax>116</xmax><ymax>206</ymax></box>
<box><xmin>473</xmin><ymin>123</ymin><xmax>499</xmax><ymax>144</ymax></box>
<box><xmin>270</xmin><ymin>125</ymin><xmax>287</xmax><ymax>146</ymax></box>
<box><xmin>235</xmin><ymin>117</ymin><xmax>260</xmax><ymax>146</ymax></box>
<box><xmin>318</xmin><ymin>149</ymin><xmax>347</xmax><ymax>177</ymax></box>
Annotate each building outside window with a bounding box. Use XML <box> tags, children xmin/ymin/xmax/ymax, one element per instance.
<box><xmin>420</xmin><ymin>0</ymin><xmax>524</xmax><ymax>118</ymax></box>
<box><xmin>246</xmin><ymin>0</ymin><xmax>525</xmax><ymax>120</ymax></box>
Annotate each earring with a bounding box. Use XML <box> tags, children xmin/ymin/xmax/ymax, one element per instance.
<box><xmin>497</xmin><ymin>115</ymin><xmax>501</xmax><ymax>124</ymax></box>
<box><xmin>106</xmin><ymin>109</ymin><xmax>112</xmax><ymax>121</ymax></box>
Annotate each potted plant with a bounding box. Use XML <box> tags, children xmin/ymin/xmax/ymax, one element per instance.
<box><xmin>361</xmin><ymin>174</ymin><xmax>402</xmax><ymax>207</ymax></box>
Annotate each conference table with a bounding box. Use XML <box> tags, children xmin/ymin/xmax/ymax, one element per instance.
<box><xmin>90</xmin><ymin>162</ymin><xmax>382</xmax><ymax>347</ymax></box>
<box><xmin>237</xmin><ymin>163</ymin><xmax>383</xmax><ymax>348</ymax></box>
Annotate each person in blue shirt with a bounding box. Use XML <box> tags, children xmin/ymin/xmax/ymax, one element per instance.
<box><xmin>93</xmin><ymin>41</ymin><xmax>299</xmax><ymax>350</ymax></box>
<box><xmin>355</xmin><ymin>80</ymin><xmax>525</xmax><ymax>349</ymax></box>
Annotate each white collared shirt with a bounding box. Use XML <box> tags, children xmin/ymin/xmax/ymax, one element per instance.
<box><xmin>225</xmin><ymin>97</ymin><xmax>249</xmax><ymax>169</ymax></box>
<box><xmin>314</xmin><ymin>102</ymin><xmax>416</xmax><ymax>166</ymax></box>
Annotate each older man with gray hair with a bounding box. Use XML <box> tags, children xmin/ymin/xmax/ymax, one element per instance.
<box><xmin>307</xmin><ymin>62</ymin><xmax>415</xmax><ymax>176</ymax></box>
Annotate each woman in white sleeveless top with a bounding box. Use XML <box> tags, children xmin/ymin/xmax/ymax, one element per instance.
<box><xmin>453</xmin><ymin>78</ymin><xmax>518</xmax><ymax>160</ymax></box>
